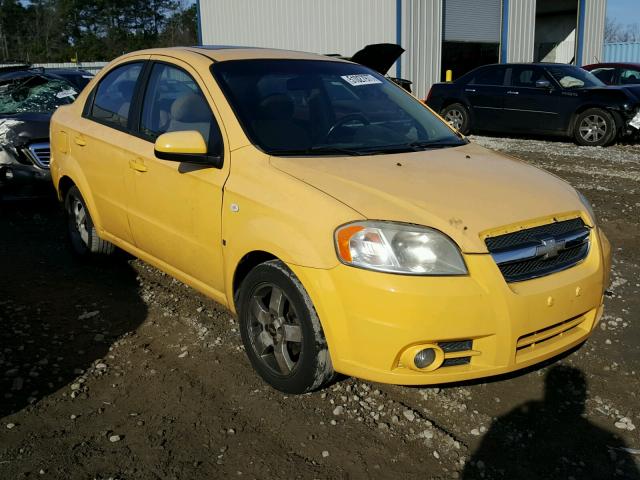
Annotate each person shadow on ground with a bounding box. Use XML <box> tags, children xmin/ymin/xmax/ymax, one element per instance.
<box><xmin>462</xmin><ymin>365</ymin><xmax>640</xmax><ymax>480</ymax></box>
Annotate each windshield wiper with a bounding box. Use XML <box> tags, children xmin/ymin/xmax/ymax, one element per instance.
<box><xmin>407</xmin><ymin>139</ymin><xmax>468</xmax><ymax>150</ymax></box>
<box><xmin>355</xmin><ymin>139</ymin><xmax>468</xmax><ymax>155</ymax></box>
<box><xmin>268</xmin><ymin>145</ymin><xmax>365</xmax><ymax>156</ymax></box>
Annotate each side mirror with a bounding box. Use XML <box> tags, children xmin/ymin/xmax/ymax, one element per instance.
<box><xmin>535</xmin><ymin>79</ymin><xmax>552</xmax><ymax>89</ymax></box>
<box><xmin>154</xmin><ymin>130</ymin><xmax>222</xmax><ymax>168</ymax></box>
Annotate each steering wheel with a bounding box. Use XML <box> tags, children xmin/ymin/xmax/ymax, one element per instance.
<box><xmin>325</xmin><ymin>113</ymin><xmax>370</xmax><ymax>141</ymax></box>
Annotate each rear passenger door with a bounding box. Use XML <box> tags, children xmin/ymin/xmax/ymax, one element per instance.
<box><xmin>124</xmin><ymin>58</ymin><xmax>230</xmax><ymax>294</ymax></box>
<box><xmin>463</xmin><ymin>66</ymin><xmax>507</xmax><ymax>131</ymax></box>
<box><xmin>75</xmin><ymin>58</ymin><xmax>147</xmax><ymax>245</ymax></box>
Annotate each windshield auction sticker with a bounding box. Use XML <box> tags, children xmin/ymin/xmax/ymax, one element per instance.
<box><xmin>341</xmin><ymin>74</ymin><xmax>382</xmax><ymax>86</ymax></box>
<box><xmin>56</xmin><ymin>88</ymin><xmax>77</xmax><ymax>99</ymax></box>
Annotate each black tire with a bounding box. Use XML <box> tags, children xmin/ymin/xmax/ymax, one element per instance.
<box><xmin>441</xmin><ymin>103</ymin><xmax>471</xmax><ymax>134</ymax></box>
<box><xmin>237</xmin><ymin>260</ymin><xmax>334</xmax><ymax>394</ymax></box>
<box><xmin>64</xmin><ymin>185</ymin><xmax>115</xmax><ymax>256</ymax></box>
<box><xmin>573</xmin><ymin>108</ymin><xmax>617</xmax><ymax>147</ymax></box>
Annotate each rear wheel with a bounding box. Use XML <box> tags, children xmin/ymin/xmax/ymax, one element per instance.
<box><xmin>65</xmin><ymin>185</ymin><xmax>115</xmax><ymax>256</ymax></box>
<box><xmin>441</xmin><ymin>103</ymin><xmax>471</xmax><ymax>134</ymax></box>
<box><xmin>237</xmin><ymin>260</ymin><xmax>334</xmax><ymax>394</ymax></box>
<box><xmin>573</xmin><ymin>108</ymin><xmax>617</xmax><ymax>147</ymax></box>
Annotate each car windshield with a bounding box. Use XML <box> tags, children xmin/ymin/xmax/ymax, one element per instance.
<box><xmin>212</xmin><ymin>59</ymin><xmax>466</xmax><ymax>156</ymax></box>
<box><xmin>0</xmin><ymin>74</ymin><xmax>78</xmax><ymax>115</ymax></box>
<box><xmin>545</xmin><ymin>66</ymin><xmax>604</xmax><ymax>89</ymax></box>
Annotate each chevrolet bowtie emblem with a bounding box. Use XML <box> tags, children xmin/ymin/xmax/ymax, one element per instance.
<box><xmin>536</xmin><ymin>236</ymin><xmax>566</xmax><ymax>259</ymax></box>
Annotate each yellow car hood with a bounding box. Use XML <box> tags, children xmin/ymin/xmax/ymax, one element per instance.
<box><xmin>270</xmin><ymin>142</ymin><xmax>586</xmax><ymax>253</ymax></box>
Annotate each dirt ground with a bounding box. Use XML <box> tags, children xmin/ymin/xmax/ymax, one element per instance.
<box><xmin>1</xmin><ymin>136</ymin><xmax>639</xmax><ymax>480</ymax></box>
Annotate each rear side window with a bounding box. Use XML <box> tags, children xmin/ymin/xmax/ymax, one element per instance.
<box><xmin>620</xmin><ymin>68</ymin><xmax>640</xmax><ymax>85</ymax></box>
<box><xmin>140</xmin><ymin>63</ymin><xmax>221</xmax><ymax>152</ymax></box>
<box><xmin>89</xmin><ymin>62</ymin><xmax>143</xmax><ymax>129</ymax></box>
<box><xmin>469</xmin><ymin>67</ymin><xmax>506</xmax><ymax>86</ymax></box>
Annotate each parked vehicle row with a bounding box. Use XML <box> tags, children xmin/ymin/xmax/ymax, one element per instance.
<box><xmin>50</xmin><ymin>46</ymin><xmax>611</xmax><ymax>393</ymax></box>
<box><xmin>425</xmin><ymin>63</ymin><xmax>640</xmax><ymax>147</ymax></box>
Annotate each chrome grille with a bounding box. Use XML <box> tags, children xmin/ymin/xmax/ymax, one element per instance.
<box><xmin>24</xmin><ymin>142</ymin><xmax>51</xmax><ymax>169</ymax></box>
<box><xmin>486</xmin><ymin>218</ymin><xmax>590</xmax><ymax>282</ymax></box>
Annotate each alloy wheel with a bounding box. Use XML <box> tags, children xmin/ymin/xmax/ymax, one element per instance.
<box><xmin>445</xmin><ymin>109</ymin><xmax>464</xmax><ymax>130</ymax></box>
<box><xmin>247</xmin><ymin>283</ymin><xmax>303</xmax><ymax>376</ymax></box>
<box><xmin>578</xmin><ymin>114</ymin><xmax>607</xmax><ymax>143</ymax></box>
<box><xmin>69</xmin><ymin>195</ymin><xmax>89</xmax><ymax>245</ymax></box>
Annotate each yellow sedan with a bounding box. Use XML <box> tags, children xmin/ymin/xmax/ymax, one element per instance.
<box><xmin>50</xmin><ymin>47</ymin><xmax>611</xmax><ymax>393</ymax></box>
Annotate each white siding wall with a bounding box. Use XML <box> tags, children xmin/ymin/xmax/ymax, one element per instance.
<box><xmin>199</xmin><ymin>0</ymin><xmax>396</xmax><ymax>58</ymax></box>
<box><xmin>580</xmin><ymin>0</ymin><xmax>606</xmax><ymax>65</ymax></box>
<box><xmin>507</xmin><ymin>0</ymin><xmax>536</xmax><ymax>62</ymax></box>
<box><xmin>401</xmin><ymin>0</ymin><xmax>442</xmax><ymax>99</ymax></box>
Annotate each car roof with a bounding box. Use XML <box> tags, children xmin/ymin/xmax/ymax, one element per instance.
<box><xmin>117</xmin><ymin>46</ymin><xmax>351</xmax><ymax>64</ymax></box>
<box><xmin>583</xmin><ymin>62</ymin><xmax>640</xmax><ymax>69</ymax></box>
<box><xmin>477</xmin><ymin>62</ymin><xmax>581</xmax><ymax>68</ymax></box>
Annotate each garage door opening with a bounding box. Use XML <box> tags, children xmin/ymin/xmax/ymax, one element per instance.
<box><xmin>534</xmin><ymin>0</ymin><xmax>578</xmax><ymax>63</ymax></box>
<box><xmin>440</xmin><ymin>0</ymin><xmax>501</xmax><ymax>81</ymax></box>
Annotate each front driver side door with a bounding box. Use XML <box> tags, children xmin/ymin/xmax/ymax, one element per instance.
<box><xmin>124</xmin><ymin>59</ymin><xmax>230</xmax><ymax>295</ymax></box>
<box><xmin>501</xmin><ymin>66</ymin><xmax>565</xmax><ymax>133</ymax></box>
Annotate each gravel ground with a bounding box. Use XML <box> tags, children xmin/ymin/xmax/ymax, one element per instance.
<box><xmin>1</xmin><ymin>136</ymin><xmax>639</xmax><ymax>479</ymax></box>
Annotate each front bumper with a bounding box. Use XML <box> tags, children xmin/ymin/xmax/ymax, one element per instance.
<box><xmin>0</xmin><ymin>163</ymin><xmax>51</xmax><ymax>184</ymax></box>
<box><xmin>290</xmin><ymin>227</ymin><xmax>611</xmax><ymax>385</ymax></box>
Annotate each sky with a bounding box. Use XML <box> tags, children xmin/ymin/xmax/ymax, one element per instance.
<box><xmin>607</xmin><ymin>0</ymin><xmax>640</xmax><ymax>25</ymax></box>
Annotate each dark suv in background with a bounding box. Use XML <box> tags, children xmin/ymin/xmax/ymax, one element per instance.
<box><xmin>426</xmin><ymin>63</ymin><xmax>640</xmax><ymax>146</ymax></box>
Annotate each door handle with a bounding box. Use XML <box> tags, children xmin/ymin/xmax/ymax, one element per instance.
<box><xmin>465</xmin><ymin>88</ymin><xmax>476</xmax><ymax>92</ymax></box>
<box><xmin>74</xmin><ymin>135</ymin><xmax>86</xmax><ymax>146</ymax></box>
<box><xmin>129</xmin><ymin>158</ymin><xmax>148</xmax><ymax>172</ymax></box>
<box><xmin>507</xmin><ymin>91</ymin><xmax>520</xmax><ymax>95</ymax></box>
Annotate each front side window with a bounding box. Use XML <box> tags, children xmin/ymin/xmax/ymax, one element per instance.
<box><xmin>509</xmin><ymin>66</ymin><xmax>549</xmax><ymax>88</ymax></box>
<box><xmin>619</xmin><ymin>68</ymin><xmax>640</xmax><ymax>85</ymax></box>
<box><xmin>90</xmin><ymin>62</ymin><xmax>143</xmax><ymax>129</ymax></box>
<box><xmin>545</xmin><ymin>66</ymin><xmax>604</xmax><ymax>89</ymax></box>
<box><xmin>140</xmin><ymin>63</ymin><xmax>220</xmax><ymax>153</ymax></box>
<box><xmin>212</xmin><ymin>60</ymin><xmax>465</xmax><ymax>156</ymax></box>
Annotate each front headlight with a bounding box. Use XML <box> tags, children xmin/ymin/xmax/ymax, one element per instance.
<box><xmin>335</xmin><ymin>221</ymin><xmax>467</xmax><ymax>275</ymax></box>
<box><xmin>577</xmin><ymin>191</ymin><xmax>597</xmax><ymax>224</ymax></box>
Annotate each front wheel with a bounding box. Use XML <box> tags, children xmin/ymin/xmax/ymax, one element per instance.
<box><xmin>65</xmin><ymin>185</ymin><xmax>115</xmax><ymax>256</ymax></box>
<box><xmin>441</xmin><ymin>103</ymin><xmax>471</xmax><ymax>134</ymax></box>
<box><xmin>237</xmin><ymin>260</ymin><xmax>334</xmax><ymax>394</ymax></box>
<box><xmin>573</xmin><ymin>108</ymin><xmax>617</xmax><ymax>147</ymax></box>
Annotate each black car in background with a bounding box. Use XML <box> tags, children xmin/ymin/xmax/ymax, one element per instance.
<box><xmin>426</xmin><ymin>63</ymin><xmax>640</xmax><ymax>146</ymax></box>
<box><xmin>0</xmin><ymin>66</ymin><xmax>80</xmax><ymax>191</ymax></box>
<box><xmin>44</xmin><ymin>67</ymin><xmax>94</xmax><ymax>91</ymax></box>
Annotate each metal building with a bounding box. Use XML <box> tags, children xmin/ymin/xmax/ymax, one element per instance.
<box><xmin>197</xmin><ymin>0</ymin><xmax>607</xmax><ymax>99</ymax></box>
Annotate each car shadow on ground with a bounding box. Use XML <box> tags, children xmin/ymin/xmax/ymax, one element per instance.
<box><xmin>0</xmin><ymin>196</ymin><xmax>147</xmax><ymax>419</ymax></box>
<box><xmin>461</xmin><ymin>365</ymin><xmax>640</xmax><ymax>480</ymax></box>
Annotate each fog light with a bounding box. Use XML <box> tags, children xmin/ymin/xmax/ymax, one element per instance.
<box><xmin>414</xmin><ymin>348</ymin><xmax>436</xmax><ymax>369</ymax></box>
<box><xmin>400</xmin><ymin>344</ymin><xmax>444</xmax><ymax>372</ymax></box>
